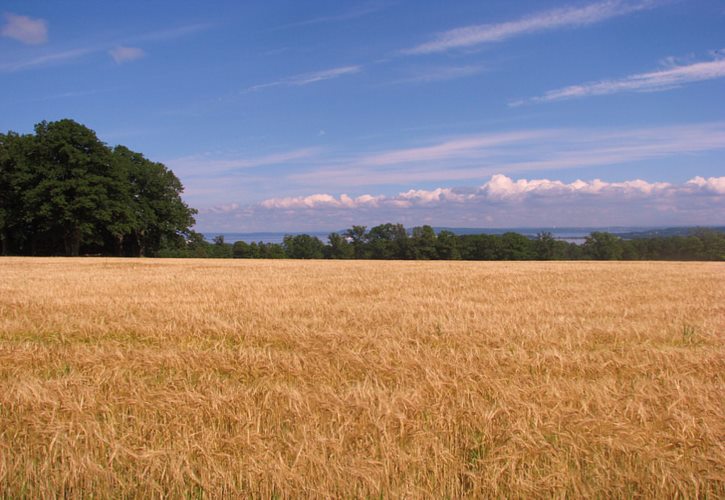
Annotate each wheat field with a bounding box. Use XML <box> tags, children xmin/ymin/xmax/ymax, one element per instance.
<box><xmin>0</xmin><ymin>258</ymin><xmax>723</xmax><ymax>497</ymax></box>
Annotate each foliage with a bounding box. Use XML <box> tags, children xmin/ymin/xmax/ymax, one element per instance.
<box><xmin>0</xmin><ymin>120</ymin><xmax>196</xmax><ymax>256</ymax></box>
<box><xmin>325</xmin><ymin>232</ymin><xmax>354</xmax><ymax>259</ymax></box>
<box><xmin>181</xmin><ymin>226</ymin><xmax>724</xmax><ymax>261</ymax></box>
<box><xmin>583</xmin><ymin>231</ymin><xmax>624</xmax><ymax>260</ymax></box>
<box><xmin>283</xmin><ymin>234</ymin><xmax>325</xmax><ymax>259</ymax></box>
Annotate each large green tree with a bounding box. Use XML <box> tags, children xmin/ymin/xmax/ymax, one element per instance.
<box><xmin>21</xmin><ymin>120</ymin><xmax>119</xmax><ymax>255</ymax></box>
<box><xmin>283</xmin><ymin>234</ymin><xmax>325</xmax><ymax>259</ymax></box>
<box><xmin>0</xmin><ymin>119</ymin><xmax>196</xmax><ymax>256</ymax></box>
<box><xmin>583</xmin><ymin>232</ymin><xmax>624</xmax><ymax>260</ymax></box>
<box><xmin>0</xmin><ymin>132</ymin><xmax>30</xmax><ymax>255</ymax></box>
<box><xmin>326</xmin><ymin>232</ymin><xmax>354</xmax><ymax>259</ymax></box>
<box><xmin>111</xmin><ymin>145</ymin><xmax>196</xmax><ymax>256</ymax></box>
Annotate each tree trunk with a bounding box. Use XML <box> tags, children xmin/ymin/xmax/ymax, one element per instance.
<box><xmin>64</xmin><ymin>226</ymin><xmax>81</xmax><ymax>256</ymax></box>
<box><xmin>136</xmin><ymin>230</ymin><xmax>145</xmax><ymax>257</ymax></box>
<box><xmin>0</xmin><ymin>230</ymin><xmax>7</xmax><ymax>256</ymax></box>
<box><xmin>114</xmin><ymin>234</ymin><xmax>124</xmax><ymax>257</ymax></box>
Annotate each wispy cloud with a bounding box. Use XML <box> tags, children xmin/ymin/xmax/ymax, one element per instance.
<box><xmin>360</xmin><ymin>130</ymin><xmax>551</xmax><ymax>166</ymax></box>
<box><xmin>289</xmin><ymin>122</ymin><xmax>725</xmax><ymax>187</ymax></box>
<box><xmin>515</xmin><ymin>56</ymin><xmax>725</xmax><ymax>104</ymax></box>
<box><xmin>0</xmin><ymin>47</ymin><xmax>95</xmax><ymax>72</ymax></box>
<box><xmin>19</xmin><ymin>87</ymin><xmax>123</xmax><ymax>103</ymax></box>
<box><xmin>402</xmin><ymin>0</ymin><xmax>660</xmax><ymax>55</ymax></box>
<box><xmin>0</xmin><ymin>22</ymin><xmax>210</xmax><ymax>72</ymax></box>
<box><xmin>196</xmin><ymin>174</ymin><xmax>725</xmax><ymax>231</ymax></box>
<box><xmin>387</xmin><ymin>65</ymin><xmax>485</xmax><ymax>85</ymax></box>
<box><xmin>246</xmin><ymin>65</ymin><xmax>362</xmax><ymax>92</ymax></box>
<box><xmin>109</xmin><ymin>46</ymin><xmax>145</xmax><ymax>64</ymax></box>
<box><xmin>274</xmin><ymin>2</ymin><xmax>390</xmax><ymax>29</ymax></box>
<box><xmin>129</xmin><ymin>23</ymin><xmax>212</xmax><ymax>43</ymax></box>
<box><xmin>1</xmin><ymin>13</ymin><xmax>48</xmax><ymax>45</ymax></box>
<box><xmin>245</xmin><ymin>65</ymin><xmax>362</xmax><ymax>92</ymax></box>
<box><xmin>167</xmin><ymin>148</ymin><xmax>323</xmax><ymax>178</ymax></box>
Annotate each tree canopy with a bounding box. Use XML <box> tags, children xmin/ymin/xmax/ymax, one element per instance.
<box><xmin>0</xmin><ymin>119</ymin><xmax>196</xmax><ymax>256</ymax></box>
<box><xmin>198</xmin><ymin>224</ymin><xmax>724</xmax><ymax>262</ymax></box>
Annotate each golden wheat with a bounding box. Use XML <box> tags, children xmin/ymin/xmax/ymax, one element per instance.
<box><xmin>0</xmin><ymin>258</ymin><xmax>723</xmax><ymax>497</ymax></box>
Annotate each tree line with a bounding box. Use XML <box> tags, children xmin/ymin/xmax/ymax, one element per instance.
<box><xmin>164</xmin><ymin>224</ymin><xmax>725</xmax><ymax>261</ymax></box>
<box><xmin>3</xmin><ymin>120</ymin><xmax>722</xmax><ymax>261</ymax></box>
<box><xmin>0</xmin><ymin>120</ymin><xmax>197</xmax><ymax>256</ymax></box>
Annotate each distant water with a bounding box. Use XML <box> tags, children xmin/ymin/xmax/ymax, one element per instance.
<box><xmin>202</xmin><ymin>231</ymin><xmax>332</xmax><ymax>244</ymax></box>
<box><xmin>201</xmin><ymin>227</ymin><xmax>661</xmax><ymax>244</ymax></box>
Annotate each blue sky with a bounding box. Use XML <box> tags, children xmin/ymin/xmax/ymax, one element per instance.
<box><xmin>1</xmin><ymin>0</ymin><xmax>724</xmax><ymax>231</ymax></box>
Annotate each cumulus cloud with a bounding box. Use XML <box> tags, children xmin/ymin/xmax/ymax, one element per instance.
<box><xmin>109</xmin><ymin>46</ymin><xmax>145</xmax><ymax>64</ymax></box>
<box><xmin>257</xmin><ymin>175</ymin><xmax>717</xmax><ymax>210</ymax></box>
<box><xmin>196</xmin><ymin>174</ymin><xmax>725</xmax><ymax>231</ymax></box>
<box><xmin>398</xmin><ymin>187</ymin><xmax>470</xmax><ymax>204</ymax></box>
<box><xmin>1</xmin><ymin>13</ymin><xmax>48</xmax><ymax>45</ymax></box>
<box><xmin>260</xmin><ymin>193</ymin><xmax>384</xmax><ymax>209</ymax></box>
<box><xmin>207</xmin><ymin>203</ymin><xmax>240</xmax><ymax>214</ymax></box>
<box><xmin>520</xmin><ymin>56</ymin><xmax>725</xmax><ymax>104</ymax></box>
<box><xmin>686</xmin><ymin>176</ymin><xmax>725</xmax><ymax>194</ymax></box>
<box><xmin>403</xmin><ymin>0</ymin><xmax>659</xmax><ymax>54</ymax></box>
<box><xmin>481</xmin><ymin>174</ymin><xmax>673</xmax><ymax>199</ymax></box>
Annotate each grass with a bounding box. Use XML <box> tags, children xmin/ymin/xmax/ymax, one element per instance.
<box><xmin>0</xmin><ymin>258</ymin><xmax>723</xmax><ymax>497</ymax></box>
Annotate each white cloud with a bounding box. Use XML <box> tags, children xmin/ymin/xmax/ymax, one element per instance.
<box><xmin>261</xmin><ymin>193</ymin><xmax>383</xmax><ymax>209</ymax></box>
<box><xmin>1</xmin><ymin>13</ymin><xmax>48</xmax><ymax>45</ymax></box>
<box><xmin>398</xmin><ymin>187</ymin><xmax>470</xmax><ymax>204</ymax></box>
<box><xmin>258</xmin><ymin>174</ymin><xmax>716</xmax><ymax>211</ymax></box>
<box><xmin>246</xmin><ymin>65</ymin><xmax>362</xmax><ymax>92</ymax></box>
<box><xmin>403</xmin><ymin>0</ymin><xmax>658</xmax><ymax>54</ymax></box>
<box><xmin>481</xmin><ymin>174</ymin><xmax>673</xmax><ymax>199</ymax></box>
<box><xmin>524</xmin><ymin>57</ymin><xmax>725</xmax><ymax>104</ymax></box>
<box><xmin>109</xmin><ymin>46</ymin><xmax>145</xmax><ymax>64</ymax></box>
<box><xmin>686</xmin><ymin>176</ymin><xmax>725</xmax><ymax>195</ymax></box>
<box><xmin>197</xmin><ymin>174</ymin><xmax>725</xmax><ymax>231</ymax></box>
<box><xmin>207</xmin><ymin>203</ymin><xmax>240</xmax><ymax>214</ymax></box>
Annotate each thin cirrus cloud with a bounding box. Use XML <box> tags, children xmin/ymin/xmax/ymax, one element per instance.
<box><xmin>273</xmin><ymin>2</ymin><xmax>389</xmax><ymax>29</ymax></box>
<box><xmin>109</xmin><ymin>46</ymin><xmax>145</xmax><ymax>64</ymax></box>
<box><xmin>1</xmin><ymin>13</ymin><xmax>48</xmax><ymax>45</ymax></box>
<box><xmin>402</xmin><ymin>0</ymin><xmax>660</xmax><ymax>55</ymax></box>
<box><xmin>386</xmin><ymin>65</ymin><xmax>486</xmax><ymax>85</ymax></box>
<box><xmin>0</xmin><ymin>46</ymin><xmax>95</xmax><ymax>72</ymax></box>
<box><xmin>167</xmin><ymin>147</ymin><xmax>323</xmax><ymax>178</ymax></box>
<box><xmin>514</xmin><ymin>56</ymin><xmax>725</xmax><ymax>104</ymax></box>
<box><xmin>196</xmin><ymin>174</ymin><xmax>725</xmax><ymax>230</ymax></box>
<box><xmin>287</xmin><ymin>122</ymin><xmax>725</xmax><ymax>188</ymax></box>
<box><xmin>245</xmin><ymin>65</ymin><xmax>362</xmax><ymax>92</ymax></box>
<box><xmin>0</xmin><ymin>22</ymin><xmax>210</xmax><ymax>72</ymax></box>
<box><xmin>359</xmin><ymin>130</ymin><xmax>552</xmax><ymax>166</ymax></box>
